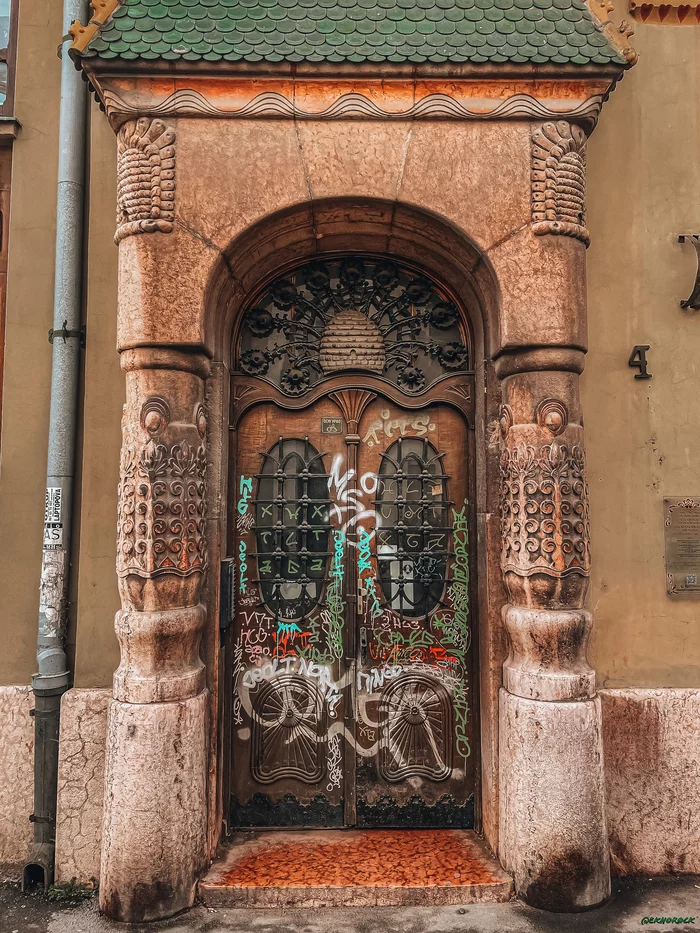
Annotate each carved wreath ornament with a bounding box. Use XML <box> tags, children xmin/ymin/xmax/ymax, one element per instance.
<box><xmin>531</xmin><ymin>121</ymin><xmax>589</xmax><ymax>246</ymax></box>
<box><xmin>115</xmin><ymin>117</ymin><xmax>176</xmax><ymax>244</ymax></box>
<box><xmin>500</xmin><ymin>441</ymin><xmax>591</xmax><ymax>578</ymax></box>
<box><xmin>117</xmin><ymin>398</ymin><xmax>207</xmax><ymax>578</ymax></box>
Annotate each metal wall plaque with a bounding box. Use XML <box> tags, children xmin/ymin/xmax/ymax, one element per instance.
<box><xmin>321</xmin><ymin>417</ymin><xmax>343</xmax><ymax>435</ymax></box>
<box><xmin>664</xmin><ymin>498</ymin><xmax>700</xmax><ymax>595</ymax></box>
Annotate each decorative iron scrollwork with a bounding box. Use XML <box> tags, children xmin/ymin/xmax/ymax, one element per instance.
<box><xmin>238</xmin><ymin>257</ymin><xmax>469</xmax><ymax>397</ymax></box>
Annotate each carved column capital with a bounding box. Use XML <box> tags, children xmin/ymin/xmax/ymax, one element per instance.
<box><xmin>497</xmin><ymin>370</ymin><xmax>590</xmax><ymax>610</ymax></box>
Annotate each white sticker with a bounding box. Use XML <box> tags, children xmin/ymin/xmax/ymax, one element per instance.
<box><xmin>44</xmin><ymin>487</ymin><xmax>63</xmax><ymax>550</ymax></box>
<box><xmin>45</xmin><ymin>487</ymin><xmax>62</xmax><ymax>524</ymax></box>
<box><xmin>43</xmin><ymin>524</ymin><xmax>63</xmax><ymax>549</ymax></box>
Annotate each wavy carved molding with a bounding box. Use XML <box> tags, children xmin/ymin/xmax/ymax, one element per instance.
<box><xmin>102</xmin><ymin>88</ymin><xmax>607</xmax><ymax>126</ymax></box>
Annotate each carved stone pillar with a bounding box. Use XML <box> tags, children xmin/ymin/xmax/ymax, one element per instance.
<box><xmin>496</xmin><ymin>357</ymin><xmax>609</xmax><ymax>910</ymax></box>
<box><xmin>99</xmin><ymin>347</ymin><xmax>210</xmax><ymax>923</ymax></box>
<box><xmin>496</xmin><ymin>122</ymin><xmax>609</xmax><ymax>912</ymax></box>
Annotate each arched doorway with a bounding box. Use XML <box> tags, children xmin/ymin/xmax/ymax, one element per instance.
<box><xmin>227</xmin><ymin>255</ymin><xmax>477</xmax><ymax>829</ymax></box>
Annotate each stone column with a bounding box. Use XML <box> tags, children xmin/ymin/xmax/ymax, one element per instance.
<box><xmin>496</xmin><ymin>121</ymin><xmax>609</xmax><ymax>911</ymax></box>
<box><xmin>99</xmin><ymin>347</ymin><xmax>210</xmax><ymax>922</ymax></box>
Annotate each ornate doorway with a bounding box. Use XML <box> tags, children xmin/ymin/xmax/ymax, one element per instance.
<box><xmin>227</xmin><ymin>257</ymin><xmax>476</xmax><ymax>829</ymax></box>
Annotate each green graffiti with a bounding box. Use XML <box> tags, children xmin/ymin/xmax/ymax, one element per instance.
<box><xmin>357</xmin><ymin>526</ymin><xmax>382</xmax><ymax>620</ymax></box>
<box><xmin>324</xmin><ymin>529</ymin><xmax>345</xmax><ymax>661</ymax></box>
<box><xmin>451</xmin><ymin>500</ymin><xmax>471</xmax><ymax>759</ymax></box>
<box><xmin>238</xmin><ymin>540</ymin><xmax>248</xmax><ymax>593</ymax></box>
<box><xmin>237</xmin><ymin>476</ymin><xmax>253</xmax><ymax>515</ymax></box>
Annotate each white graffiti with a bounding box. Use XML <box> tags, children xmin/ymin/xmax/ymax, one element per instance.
<box><xmin>326</xmin><ymin>734</ymin><xmax>342</xmax><ymax>792</ymax></box>
<box><xmin>362</xmin><ymin>408</ymin><xmax>436</xmax><ymax>448</ymax></box>
<box><xmin>241</xmin><ymin>657</ymin><xmax>342</xmax><ymax>717</ymax></box>
<box><xmin>236</xmin><ymin>510</ymin><xmax>254</xmax><ymax>533</ymax></box>
<box><xmin>328</xmin><ymin>453</ymin><xmax>377</xmax><ymax>536</ymax></box>
<box><xmin>358</xmin><ymin>723</ymin><xmax>376</xmax><ymax>743</ymax></box>
<box><xmin>357</xmin><ymin>664</ymin><xmax>403</xmax><ymax>693</ymax></box>
<box><xmin>232</xmin><ymin>642</ymin><xmax>244</xmax><ymax>725</ymax></box>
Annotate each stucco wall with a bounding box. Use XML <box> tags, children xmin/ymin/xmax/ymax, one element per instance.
<box><xmin>0</xmin><ymin>0</ymin><xmax>61</xmax><ymax>685</ymax></box>
<box><xmin>585</xmin><ymin>24</ymin><xmax>700</xmax><ymax>687</ymax></box>
<box><xmin>72</xmin><ymin>106</ymin><xmax>120</xmax><ymax>689</ymax></box>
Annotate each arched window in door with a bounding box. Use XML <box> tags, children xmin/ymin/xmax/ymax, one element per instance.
<box><xmin>375</xmin><ymin>436</ymin><xmax>450</xmax><ymax>620</ymax></box>
<box><xmin>254</xmin><ymin>436</ymin><xmax>331</xmax><ymax>622</ymax></box>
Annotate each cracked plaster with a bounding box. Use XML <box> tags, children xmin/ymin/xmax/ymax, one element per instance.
<box><xmin>55</xmin><ymin>688</ymin><xmax>111</xmax><ymax>884</ymax></box>
<box><xmin>0</xmin><ymin>686</ymin><xmax>34</xmax><ymax>881</ymax></box>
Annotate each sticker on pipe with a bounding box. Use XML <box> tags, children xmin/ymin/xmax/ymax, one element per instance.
<box><xmin>44</xmin><ymin>486</ymin><xmax>63</xmax><ymax>549</ymax></box>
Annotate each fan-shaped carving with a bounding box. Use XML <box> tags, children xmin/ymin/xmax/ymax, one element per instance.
<box><xmin>531</xmin><ymin>121</ymin><xmax>589</xmax><ymax>246</ymax></box>
<box><xmin>115</xmin><ymin>117</ymin><xmax>176</xmax><ymax>244</ymax></box>
<box><xmin>252</xmin><ymin>675</ymin><xmax>326</xmax><ymax>784</ymax></box>
<box><xmin>379</xmin><ymin>673</ymin><xmax>453</xmax><ymax>782</ymax></box>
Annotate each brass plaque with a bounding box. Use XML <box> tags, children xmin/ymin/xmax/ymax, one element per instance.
<box><xmin>321</xmin><ymin>417</ymin><xmax>343</xmax><ymax>435</ymax></box>
<box><xmin>664</xmin><ymin>498</ymin><xmax>700</xmax><ymax>595</ymax></box>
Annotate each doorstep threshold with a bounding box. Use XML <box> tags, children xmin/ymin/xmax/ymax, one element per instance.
<box><xmin>199</xmin><ymin>828</ymin><xmax>513</xmax><ymax>908</ymax></box>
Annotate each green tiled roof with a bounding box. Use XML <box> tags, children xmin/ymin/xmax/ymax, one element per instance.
<box><xmin>83</xmin><ymin>0</ymin><xmax>626</xmax><ymax>66</ymax></box>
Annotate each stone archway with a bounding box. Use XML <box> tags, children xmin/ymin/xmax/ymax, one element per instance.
<box><xmin>100</xmin><ymin>117</ymin><xmax>607</xmax><ymax>919</ymax></box>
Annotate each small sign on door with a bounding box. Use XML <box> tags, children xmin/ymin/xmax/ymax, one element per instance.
<box><xmin>321</xmin><ymin>417</ymin><xmax>343</xmax><ymax>435</ymax></box>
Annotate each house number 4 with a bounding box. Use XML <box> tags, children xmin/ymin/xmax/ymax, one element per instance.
<box><xmin>628</xmin><ymin>345</ymin><xmax>652</xmax><ymax>379</ymax></box>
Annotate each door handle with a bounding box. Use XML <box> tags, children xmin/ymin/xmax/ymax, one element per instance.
<box><xmin>360</xmin><ymin>626</ymin><xmax>368</xmax><ymax>665</ymax></box>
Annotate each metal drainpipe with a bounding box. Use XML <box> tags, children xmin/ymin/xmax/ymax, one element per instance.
<box><xmin>22</xmin><ymin>0</ymin><xmax>88</xmax><ymax>892</ymax></box>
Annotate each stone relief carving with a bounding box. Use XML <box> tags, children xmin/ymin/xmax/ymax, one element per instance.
<box><xmin>115</xmin><ymin>117</ymin><xmax>176</xmax><ymax>244</ymax></box>
<box><xmin>536</xmin><ymin>398</ymin><xmax>569</xmax><ymax>437</ymax></box>
<box><xmin>500</xmin><ymin>442</ymin><xmax>591</xmax><ymax>579</ymax></box>
<box><xmin>117</xmin><ymin>397</ymin><xmax>207</xmax><ymax>579</ymax></box>
<box><xmin>531</xmin><ymin>121</ymin><xmax>590</xmax><ymax>246</ymax></box>
<box><xmin>102</xmin><ymin>87</ymin><xmax>607</xmax><ymax>129</ymax></box>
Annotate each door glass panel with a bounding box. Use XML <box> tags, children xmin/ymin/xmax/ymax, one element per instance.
<box><xmin>376</xmin><ymin>437</ymin><xmax>448</xmax><ymax>619</ymax></box>
<box><xmin>255</xmin><ymin>437</ymin><xmax>330</xmax><ymax>622</ymax></box>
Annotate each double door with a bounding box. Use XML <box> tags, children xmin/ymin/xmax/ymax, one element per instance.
<box><xmin>229</xmin><ymin>389</ymin><xmax>474</xmax><ymax>828</ymax></box>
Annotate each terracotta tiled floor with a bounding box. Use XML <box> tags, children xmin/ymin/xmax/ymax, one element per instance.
<box><xmin>200</xmin><ymin>830</ymin><xmax>513</xmax><ymax>907</ymax></box>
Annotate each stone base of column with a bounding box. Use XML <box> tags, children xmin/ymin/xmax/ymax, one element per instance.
<box><xmin>99</xmin><ymin>691</ymin><xmax>209</xmax><ymax>923</ymax></box>
<box><xmin>499</xmin><ymin>688</ymin><xmax>610</xmax><ymax>911</ymax></box>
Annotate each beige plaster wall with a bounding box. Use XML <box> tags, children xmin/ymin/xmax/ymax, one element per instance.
<box><xmin>72</xmin><ymin>106</ymin><xmax>120</xmax><ymax>689</ymax></box>
<box><xmin>0</xmin><ymin>0</ymin><xmax>61</xmax><ymax>685</ymax></box>
<box><xmin>585</xmin><ymin>25</ymin><xmax>700</xmax><ymax>688</ymax></box>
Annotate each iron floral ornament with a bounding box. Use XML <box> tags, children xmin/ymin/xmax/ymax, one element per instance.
<box><xmin>237</xmin><ymin>257</ymin><xmax>469</xmax><ymax>396</ymax></box>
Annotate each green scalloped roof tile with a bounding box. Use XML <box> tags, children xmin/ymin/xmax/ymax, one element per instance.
<box><xmin>82</xmin><ymin>0</ymin><xmax>626</xmax><ymax>66</ymax></box>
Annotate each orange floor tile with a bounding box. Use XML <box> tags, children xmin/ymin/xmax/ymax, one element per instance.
<box><xmin>218</xmin><ymin>829</ymin><xmax>499</xmax><ymax>888</ymax></box>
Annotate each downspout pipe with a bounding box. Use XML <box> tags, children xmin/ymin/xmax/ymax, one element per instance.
<box><xmin>23</xmin><ymin>0</ymin><xmax>88</xmax><ymax>892</ymax></box>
